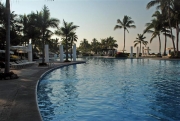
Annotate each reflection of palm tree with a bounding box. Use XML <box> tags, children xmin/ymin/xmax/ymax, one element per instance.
<box><xmin>114</xmin><ymin>15</ymin><xmax>136</xmax><ymax>53</ymax></box>
<box><xmin>134</xmin><ymin>34</ymin><xmax>147</xmax><ymax>54</ymax></box>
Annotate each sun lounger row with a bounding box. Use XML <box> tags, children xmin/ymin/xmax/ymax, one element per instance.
<box><xmin>9</xmin><ymin>60</ymin><xmax>36</xmax><ymax>69</ymax></box>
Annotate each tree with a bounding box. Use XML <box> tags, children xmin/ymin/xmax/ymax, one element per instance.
<box><xmin>91</xmin><ymin>38</ymin><xmax>100</xmax><ymax>54</ymax></box>
<box><xmin>146</xmin><ymin>0</ymin><xmax>176</xmax><ymax>56</ymax></box>
<box><xmin>79</xmin><ymin>38</ymin><xmax>90</xmax><ymax>54</ymax></box>
<box><xmin>69</xmin><ymin>32</ymin><xmax>78</xmax><ymax>60</ymax></box>
<box><xmin>114</xmin><ymin>15</ymin><xmax>136</xmax><ymax>53</ymax></box>
<box><xmin>55</xmin><ymin>20</ymin><xmax>79</xmax><ymax>62</ymax></box>
<box><xmin>134</xmin><ymin>34</ymin><xmax>147</xmax><ymax>54</ymax></box>
<box><xmin>106</xmin><ymin>36</ymin><xmax>118</xmax><ymax>56</ymax></box>
<box><xmin>144</xmin><ymin>18</ymin><xmax>162</xmax><ymax>55</ymax></box>
<box><xmin>36</xmin><ymin>5</ymin><xmax>59</xmax><ymax>64</ymax></box>
<box><xmin>170</xmin><ymin>0</ymin><xmax>180</xmax><ymax>55</ymax></box>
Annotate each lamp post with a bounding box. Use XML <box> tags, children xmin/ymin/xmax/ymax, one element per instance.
<box><xmin>5</xmin><ymin>0</ymin><xmax>10</xmax><ymax>73</ymax></box>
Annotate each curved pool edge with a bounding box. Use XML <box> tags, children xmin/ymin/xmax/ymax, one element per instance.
<box><xmin>35</xmin><ymin>61</ymin><xmax>86</xmax><ymax>120</ymax></box>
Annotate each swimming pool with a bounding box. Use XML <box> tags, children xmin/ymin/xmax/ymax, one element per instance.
<box><xmin>37</xmin><ymin>57</ymin><xmax>180</xmax><ymax>121</ymax></box>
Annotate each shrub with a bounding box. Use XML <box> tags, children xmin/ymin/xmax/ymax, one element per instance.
<box><xmin>170</xmin><ymin>51</ymin><xmax>180</xmax><ymax>58</ymax></box>
<box><xmin>115</xmin><ymin>52</ymin><xmax>128</xmax><ymax>58</ymax></box>
<box><xmin>38</xmin><ymin>63</ymin><xmax>48</xmax><ymax>66</ymax></box>
<box><xmin>64</xmin><ymin>60</ymin><xmax>71</xmax><ymax>62</ymax></box>
<box><xmin>156</xmin><ymin>53</ymin><xmax>162</xmax><ymax>57</ymax></box>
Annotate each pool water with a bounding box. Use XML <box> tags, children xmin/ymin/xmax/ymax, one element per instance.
<box><xmin>37</xmin><ymin>57</ymin><xmax>180</xmax><ymax>121</ymax></box>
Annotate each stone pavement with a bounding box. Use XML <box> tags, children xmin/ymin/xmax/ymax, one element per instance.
<box><xmin>0</xmin><ymin>61</ymin><xmax>85</xmax><ymax>121</ymax></box>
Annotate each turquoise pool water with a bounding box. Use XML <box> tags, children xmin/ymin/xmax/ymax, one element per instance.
<box><xmin>37</xmin><ymin>57</ymin><xmax>180</xmax><ymax>121</ymax></box>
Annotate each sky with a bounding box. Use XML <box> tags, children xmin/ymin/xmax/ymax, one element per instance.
<box><xmin>1</xmin><ymin>0</ymin><xmax>177</xmax><ymax>53</ymax></box>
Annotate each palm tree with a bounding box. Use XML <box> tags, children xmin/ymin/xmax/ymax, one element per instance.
<box><xmin>170</xmin><ymin>0</ymin><xmax>180</xmax><ymax>56</ymax></box>
<box><xmin>134</xmin><ymin>34</ymin><xmax>147</xmax><ymax>54</ymax></box>
<box><xmin>91</xmin><ymin>38</ymin><xmax>100</xmax><ymax>54</ymax></box>
<box><xmin>114</xmin><ymin>15</ymin><xmax>136</xmax><ymax>53</ymax></box>
<box><xmin>36</xmin><ymin>5</ymin><xmax>59</xmax><ymax>64</ymax></box>
<box><xmin>48</xmin><ymin>38</ymin><xmax>60</xmax><ymax>53</ymax></box>
<box><xmin>69</xmin><ymin>32</ymin><xmax>78</xmax><ymax>60</ymax></box>
<box><xmin>106</xmin><ymin>36</ymin><xmax>118</xmax><ymax>56</ymax></box>
<box><xmin>146</xmin><ymin>0</ymin><xmax>176</xmax><ymax>56</ymax></box>
<box><xmin>100</xmin><ymin>38</ymin><xmax>108</xmax><ymax>54</ymax></box>
<box><xmin>144</xmin><ymin>18</ymin><xmax>162</xmax><ymax>55</ymax></box>
<box><xmin>55</xmin><ymin>20</ymin><xmax>79</xmax><ymax>62</ymax></box>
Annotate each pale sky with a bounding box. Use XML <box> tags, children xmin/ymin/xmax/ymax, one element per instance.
<box><xmin>1</xmin><ymin>0</ymin><xmax>177</xmax><ymax>53</ymax></box>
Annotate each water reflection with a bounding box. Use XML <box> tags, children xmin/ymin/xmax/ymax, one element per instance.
<box><xmin>149</xmin><ymin>60</ymin><xmax>180</xmax><ymax>120</ymax></box>
<box><xmin>38</xmin><ymin>84</ymin><xmax>54</xmax><ymax>121</ymax></box>
<box><xmin>38</xmin><ymin>58</ymin><xmax>180</xmax><ymax>121</ymax></box>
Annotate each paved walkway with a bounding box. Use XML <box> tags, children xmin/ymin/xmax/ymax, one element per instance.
<box><xmin>0</xmin><ymin>61</ymin><xmax>85</xmax><ymax>121</ymax></box>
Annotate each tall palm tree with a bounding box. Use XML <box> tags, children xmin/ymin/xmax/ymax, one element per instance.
<box><xmin>170</xmin><ymin>0</ymin><xmax>180</xmax><ymax>55</ymax></box>
<box><xmin>55</xmin><ymin>20</ymin><xmax>79</xmax><ymax>62</ymax></box>
<box><xmin>144</xmin><ymin>18</ymin><xmax>162</xmax><ymax>55</ymax></box>
<box><xmin>146</xmin><ymin>0</ymin><xmax>176</xmax><ymax>56</ymax></box>
<box><xmin>36</xmin><ymin>5</ymin><xmax>59</xmax><ymax>64</ymax></box>
<box><xmin>114</xmin><ymin>15</ymin><xmax>136</xmax><ymax>53</ymax></box>
<box><xmin>134</xmin><ymin>34</ymin><xmax>147</xmax><ymax>54</ymax></box>
<box><xmin>161</xmin><ymin>27</ymin><xmax>173</xmax><ymax>55</ymax></box>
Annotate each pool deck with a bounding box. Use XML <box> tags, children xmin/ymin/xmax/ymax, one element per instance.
<box><xmin>0</xmin><ymin>61</ymin><xmax>85</xmax><ymax>121</ymax></box>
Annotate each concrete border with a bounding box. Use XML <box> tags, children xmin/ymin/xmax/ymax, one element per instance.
<box><xmin>0</xmin><ymin>61</ymin><xmax>85</xmax><ymax>121</ymax></box>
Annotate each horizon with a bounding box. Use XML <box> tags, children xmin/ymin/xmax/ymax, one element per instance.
<box><xmin>1</xmin><ymin>0</ymin><xmax>178</xmax><ymax>53</ymax></box>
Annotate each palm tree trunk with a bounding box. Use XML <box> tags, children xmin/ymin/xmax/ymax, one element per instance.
<box><xmin>123</xmin><ymin>28</ymin><xmax>125</xmax><ymax>53</ymax></box>
<box><xmin>163</xmin><ymin>30</ymin><xmax>167</xmax><ymax>56</ymax></box>
<box><xmin>168</xmin><ymin>2</ymin><xmax>176</xmax><ymax>56</ymax></box>
<box><xmin>42</xmin><ymin>32</ymin><xmax>45</xmax><ymax>63</ymax></box>
<box><xmin>158</xmin><ymin>35</ymin><xmax>161</xmax><ymax>55</ymax></box>
<box><xmin>5</xmin><ymin>0</ymin><xmax>10</xmax><ymax>73</ymax></box>
<box><xmin>71</xmin><ymin>41</ymin><xmax>72</xmax><ymax>61</ymax></box>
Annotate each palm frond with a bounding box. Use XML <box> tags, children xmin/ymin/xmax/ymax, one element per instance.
<box><xmin>146</xmin><ymin>0</ymin><xmax>160</xmax><ymax>9</ymax></box>
<box><xmin>114</xmin><ymin>25</ymin><xmax>122</xmax><ymax>30</ymax></box>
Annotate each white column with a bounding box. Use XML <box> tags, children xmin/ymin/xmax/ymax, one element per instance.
<box><xmin>147</xmin><ymin>47</ymin><xmax>149</xmax><ymax>56</ymax></box>
<box><xmin>28</xmin><ymin>44</ymin><xmax>32</xmax><ymax>62</ymax></box>
<box><xmin>60</xmin><ymin>45</ymin><xmax>64</xmax><ymax>62</ymax></box>
<box><xmin>142</xmin><ymin>47</ymin><xmax>144</xmax><ymax>56</ymax></box>
<box><xmin>130</xmin><ymin>46</ymin><xmax>133</xmax><ymax>58</ymax></box>
<box><xmin>73</xmin><ymin>44</ymin><xmax>76</xmax><ymax>61</ymax></box>
<box><xmin>136</xmin><ymin>47</ymin><xmax>139</xmax><ymax>58</ymax></box>
<box><xmin>45</xmin><ymin>44</ymin><xmax>49</xmax><ymax>63</ymax></box>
